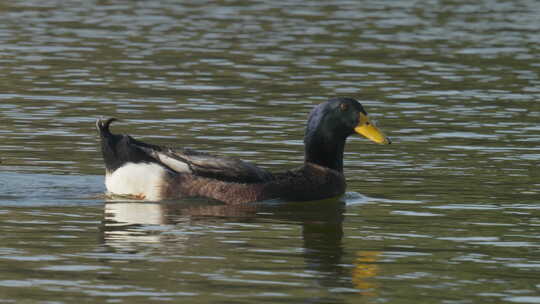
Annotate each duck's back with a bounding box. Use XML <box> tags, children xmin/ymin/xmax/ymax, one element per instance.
<box><xmin>97</xmin><ymin>118</ymin><xmax>274</xmax><ymax>201</ymax></box>
<box><xmin>143</xmin><ymin>147</ymin><xmax>274</xmax><ymax>184</ymax></box>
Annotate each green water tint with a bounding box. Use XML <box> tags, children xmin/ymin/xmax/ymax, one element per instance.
<box><xmin>1</xmin><ymin>0</ymin><xmax>539</xmax><ymax>303</ymax></box>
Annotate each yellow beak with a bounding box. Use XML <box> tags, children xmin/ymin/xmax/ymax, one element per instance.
<box><xmin>354</xmin><ymin>113</ymin><xmax>391</xmax><ymax>144</ymax></box>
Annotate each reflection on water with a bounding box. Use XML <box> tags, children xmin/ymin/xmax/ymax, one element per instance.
<box><xmin>103</xmin><ymin>202</ymin><xmax>170</xmax><ymax>251</ymax></box>
<box><xmin>353</xmin><ymin>251</ymin><xmax>381</xmax><ymax>297</ymax></box>
<box><xmin>102</xmin><ymin>198</ymin><xmax>362</xmax><ymax>298</ymax></box>
<box><xmin>1</xmin><ymin>0</ymin><xmax>540</xmax><ymax>303</ymax></box>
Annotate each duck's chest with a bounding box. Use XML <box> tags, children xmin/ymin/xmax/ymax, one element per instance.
<box><xmin>287</xmin><ymin>164</ymin><xmax>347</xmax><ymax>201</ymax></box>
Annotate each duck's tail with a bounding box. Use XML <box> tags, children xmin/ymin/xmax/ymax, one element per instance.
<box><xmin>96</xmin><ymin>117</ymin><xmax>126</xmax><ymax>173</ymax></box>
<box><xmin>96</xmin><ymin>117</ymin><xmax>118</xmax><ymax>138</ymax></box>
<box><xmin>95</xmin><ymin>118</ymin><xmax>162</xmax><ymax>175</ymax></box>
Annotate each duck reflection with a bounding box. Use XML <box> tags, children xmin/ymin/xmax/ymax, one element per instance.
<box><xmin>103</xmin><ymin>202</ymin><xmax>174</xmax><ymax>253</ymax></box>
<box><xmin>103</xmin><ymin>202</ymin><xmax>166</xmax><ymax>247</ymax></box>
<box><xmin>102</xmin><ymin>197</ymin><xmax>379</xmax><ymax>295</ymax></box>
<box><xmin>102</xmin><ymin>199</ymin><xmax>264</xmax><ymax>253</ymax></box>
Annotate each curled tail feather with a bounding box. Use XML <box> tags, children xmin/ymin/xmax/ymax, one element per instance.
<box><xmin>96</xmin><ymin>118</ymin><xmax>118</xmax><ymax>137</ymax></box>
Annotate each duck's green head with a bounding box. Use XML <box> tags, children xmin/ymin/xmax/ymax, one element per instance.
<box><xmin>304</xmin><ymin>97</ymin><xmax>390</xmax><ymax>171</ymax></box>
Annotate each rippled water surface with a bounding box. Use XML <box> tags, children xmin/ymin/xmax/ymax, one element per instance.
<box><xmin>1</xmin><ymin>0</ymin><xmax>539</xmax><ymax>303</ymax></box>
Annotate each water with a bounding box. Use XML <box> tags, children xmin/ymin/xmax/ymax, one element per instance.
<box><xmin>1</xmin><ymin>0</ymin><xmax>539</xmax><ymax>303</ymax></box>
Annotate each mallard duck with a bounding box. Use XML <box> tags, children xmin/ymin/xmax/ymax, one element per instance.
<box><xmin>96</xmin><ymin>97</ymin><xmax>390</xmax><ymax>204</ymax></box>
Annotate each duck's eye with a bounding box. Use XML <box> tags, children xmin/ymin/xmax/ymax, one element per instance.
<box><xmin>340</xmin><ymin>103</ymin><xmax>349</xmax><ymax>111</ymax></box>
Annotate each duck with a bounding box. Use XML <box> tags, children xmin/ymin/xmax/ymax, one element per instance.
<box><xmin>96</xmin><ymin>97</ymin><xmax>391</xmax><ymax>204</ymax></box>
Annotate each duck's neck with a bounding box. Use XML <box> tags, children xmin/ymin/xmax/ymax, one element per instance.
<box><xmin>304</xmin><ymin>133</ymin><xmax>346</xmax><ymax>173</ymax></box>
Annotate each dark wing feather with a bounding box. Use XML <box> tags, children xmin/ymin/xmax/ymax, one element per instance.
<box><xmin>141</xmin><ymin>146</ymin><xmax>274</xmax><ymax>183</ymax></box>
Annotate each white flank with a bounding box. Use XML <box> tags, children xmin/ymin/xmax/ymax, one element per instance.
<box><xmin>105</xmin><ymin>162</ymin><xmax>169</xmax><ymax>201</ymax></box>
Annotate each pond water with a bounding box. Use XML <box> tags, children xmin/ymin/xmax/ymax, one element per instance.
<box><xmin>1</xmin><ymin>0</ymin><xmax>539</xmax><ymax>303</ymax></box>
